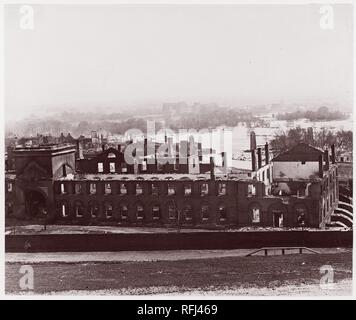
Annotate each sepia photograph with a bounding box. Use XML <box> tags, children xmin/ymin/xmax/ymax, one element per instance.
<box><xmin>2</xmin><ymin>0</ymin><xmax>354</xmax><ymax>302</ymax></box>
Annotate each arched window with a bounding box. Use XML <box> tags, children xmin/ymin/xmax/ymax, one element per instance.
<box><xmin>168</xmin><ymin>184</ymin><xmax>176</xmax><ymax>196</ymax></box>
<box><xmin>120</xmin><ymin>203</ymin><xmax>129</xmax><ymax>220</ymax></box>
<box><xmin>201</xmin><ymin>183</ymin><xmax>209</xmax><ymax>196</ymax></box>
<box><xmin>268</xmin><ymin>203</ymin><xmax>286</xmax><ymax>228</ymax></box>
<box><xmin>104</xmin><ymin>202</ymin><xmax>113</xmax><ymax>219</ymax></box>
<box><xmin>75</xmin><ymin>183</ymin><xmax>82</xmax><ymax>194</ymax></box>
<box><xmin>249</xmin><ymin>203</ymin><xmax>261</xmax><ymax>224</ymax></box>
<box><xmin>60</xmin><ymin>183</ymin><xmax>67</xmax><ymax>194</ymax></box>
<box><xmin>218</xmin><ymin>183</ymin><xmax>226</xmax><ymax>195</ymax></box>
<box><xmin>89</xmin><ymin>182</ymin><xmax>97</xmax><ymax>195</ymax></box>
<box><xmin>167</xmin><ymin>202</ymin><xmax>177</xmax><ymax>220</ymax></box>
<box><xmin>295</xmin><ymin>204</ymin><xmax>308</xmax><ymax>226</ymax></box>
<box><xmin>184</xmin><ymin>184</ymin><xmax>192</xmax><ymax>196</ymax></box>
<box><xmin>201</xmin><ymin>204</ymin><xmax>209</xmax><ymax>221</ymax></box>
<box><xmin>152</xmin><ymin>204</ymin><xmax>161</xmax><ymax>220</ymax></box>
<box><xmin>88</xmin><ymin>201</ymin><xmax>99</xmax><ymax>218</ymax></box>
<box><xmin>58</xmin><ymin>201</ymin><xmax>68</xmax><ymax>218</ymax></box>
<box><xmin>184</xmin><ymin>204</ymin><xmax>193</xmax><ymax>221</ymax></box>
<box><xmin>136</xmin><ymin>183</ymin><xmax>143</xmax><ymax>195</ymax></box>
<box><xmin>74</xmin><ymin>200</ymin><xmax>85</xmax><ymax>218</ymax></box>
<box><xmin>218</xmin><ymin>204</ymin><xmax>227</xmax><ymax>221</ymax></box>
<box><xmin>105</xmin><ymin>183</ymin><xmax>112</xmax><ymax>195</ymax></box>
<box><xmin>120</xmin><ymin>183</ymin><xmax>127</xmax><ymax>195</ymax></box>
<box><xmin>151</xmin><ymin>183</ymin><xmax>159</xmax><ymax>196</ymax></box>
<box><xmin>136</xmin><ymin>203</ymin><xmax>144</xmax><ymax>220</ymax></box>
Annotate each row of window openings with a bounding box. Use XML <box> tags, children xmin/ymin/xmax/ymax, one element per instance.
<box><xmin>98</xmin><ymin>162</ymin><xmax>128</xmax><ymax>173</ymax></box>
<box><xmin>97</xmin><ymin>161</ymin><xmax>183</xmax><ymax>173</ymax></box>
<box><xmin>61</xmin><ymin>204</ymin><xmax>226</xmax><ymax>221</ymax></box>
<box><xmin>60</xmin><ymin>182</ymin><xmax>230</xmax><ymax>196</ymax></box>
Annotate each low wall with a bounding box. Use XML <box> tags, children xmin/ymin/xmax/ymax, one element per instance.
<box><xmin>5</xmin><ymin>231</ymin><xmax>352</xmax><ymax>252</ymax></box>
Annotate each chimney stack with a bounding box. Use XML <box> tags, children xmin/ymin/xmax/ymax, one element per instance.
<box><xmin>76</xmin><ymin>139</ymin><xmax>84</xmax><ymax>159</ymax></box>
<box><xmin>210</xmin><ymin>156</ymin><xmax>215</xmax><ymax>180</ymax></box>
<box><xmin>331</xmin><ymin>144</ymin><xmax>336</xmax><ymax>164</ymax></box>
<box><xmin>251</xmin><ymin>149</ymin><xmax>256</xmax><ymax>172</ymax></box>
<box><xmin>324</xmin><ymin>149</ymin><xmax>329</xmax><ymax>171</ymax></box>
<box><xmin>198</xmin><ymin>142</ymin><xmax>203</xmax><ymax>162</ymax></box>
<box><xmin>257</xmin><ymin>148</ymin><xmax>262</xmax><ymax>169</ymax></box>
<box><xmin>265</xmin><ymin>142</ymin><xmax>269</xmax><ymax>165</ymax></box>
<box><xmin>318</xmin><ymin>154</ymin><xmax>323</xmax><ymax>178</ymax></box>
<box><xmin>175</xmin><ymin>142</ymin><xmax>180</xmax><ymax>169</ymax></box>
<box><xmin>221</xmin><ymin>152</ymin><xmax>228</xmax><ymax>174</ymax></box>
<box><xmin>250</xmin><ymin>131</ymin><xmax>257</xmax><ymax>151</ymax></box>
<box><xmin>144</xmin><ymin>138</ymin><xmax>148</xmax><ymax>158</ymax></box>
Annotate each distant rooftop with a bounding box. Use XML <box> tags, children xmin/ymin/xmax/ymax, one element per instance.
<box><xmin>13</xmin><ymin>143</ymin><xmax>76</xmax><ymax>154</ymax></box>
<box><xmin>272</xmin><ymin>143</ymin><xmax>324</xmax><ymax>162</ymax></box>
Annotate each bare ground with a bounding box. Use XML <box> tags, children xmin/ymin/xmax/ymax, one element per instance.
<box><xmin>6</xmin><ymin>252</ymin><xmax>352</xmax><ymax>296</ymax></box>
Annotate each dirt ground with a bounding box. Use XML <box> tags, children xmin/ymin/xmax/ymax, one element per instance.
<box><xmin>5</xmin><ymin>252</ymin><xmax>352</xmax><ymax>296</ymax></box>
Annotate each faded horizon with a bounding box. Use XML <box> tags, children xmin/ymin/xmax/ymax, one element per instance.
<box><xmin>5</xmin><ymin>4</ymin><xmax>353</xmax><ymax>121</ymax></box>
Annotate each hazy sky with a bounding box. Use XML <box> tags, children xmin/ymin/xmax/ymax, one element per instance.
<box><xmin>5</xmin><ymin>4</ymin><xmax>353</xmax><ymax>120</ymax></box>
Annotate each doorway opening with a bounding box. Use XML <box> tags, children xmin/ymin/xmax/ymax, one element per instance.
<box><xmin>25</xmin><ymin>190</ymin><xmax>47</xmax><ymax>217</ymax></box>
<box><xmin>273</xmin><ymin>211</ymin><xmax>284</xmax><ymax>227</ymax></box>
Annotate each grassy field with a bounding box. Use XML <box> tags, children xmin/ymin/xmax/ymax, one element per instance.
<box><xmin>6</xmin><ymin>252</ymin><xmax>352</xmax><ymax>296</ymax></box>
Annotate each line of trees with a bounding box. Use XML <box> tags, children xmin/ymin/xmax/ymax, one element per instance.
<box><xmin>270</xmin><ymin>127</ymin><xmax>352</xmax><ymax>155</ymax></box>
<box><xmin>276</xmin><ymin>107</ymin><xmax>347</xmax><ymax>121</ymax></box>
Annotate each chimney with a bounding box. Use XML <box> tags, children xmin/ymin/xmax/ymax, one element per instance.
<box><xmin>250</xmin><ymin>131</ymin><xmax>256</xmax><ymax>151</ymax></box>
<box><xmin>144</xmin><ymin>138</ymin><xmax>148</xmax><ymax>158</ymax></box>
<box><xmin>175</xmin><ymin>142</ymin><xmax>180</xmax><ymax>169</ymax></box>
<box><xmin>251</xmin><ymin>149</ymin><xmax>256</xmax><ymax>172</ymax></box>
<box><xmin>77</xmin><ymin>140</ymin><xmax>83</xmax><ymax>159</ymax></box>
<box><xmin>180</xmin><ymin>141</ymin><xmax>188</xmax><ymax>164</ymax></box>
<box><xmin>318</xmin><ymin>154</ymin><xmax>323</xmax><ymax>178</ymax></box>
<box><xmin>265</xmin><ymin>142</ymin><xmax>269</xmax><ymax>165</ymax></box>
<box><xmin>168</xmin><ymin>137</ymin><xmax>173</xmax><ymax>157</ymax></box>
<box><xmin>257</xmin><ymin>148</ymin><xmax>262</xmax><ymax>169</ymax></box>
<box><xmin>198</xmin><ymin>142</ymin><xmax>203</xmax><ymax>162</ymax></box>
<box><xmin>324</xmin><ymin>149</ymin><xmax>329</xmax><ymax>171</ymax></box>
<box><xmin>222</xmin><ymin>152</ymin><xmax>228</xmax><ymax>174</ymax></box>
<box><xmin>331</xmin><ymin>144</ymin><xmax>336</xmax><ymax>164</ymax></box>
<box><xmin>210</xmin><ymin>156</ymin><xmax>215</xmax><ymax>180</ymax></box>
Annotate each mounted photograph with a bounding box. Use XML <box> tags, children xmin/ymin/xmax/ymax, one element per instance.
<box><xmin>3</xmin><ymin>2</ymin><xmax>353</xmax><ymax>297</ymax></box>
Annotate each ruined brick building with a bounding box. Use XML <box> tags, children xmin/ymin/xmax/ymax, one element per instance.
<box><xmin>5</xmin><ymin>136</ymin><xmax>347</xmax><ymax>229</ymax></box>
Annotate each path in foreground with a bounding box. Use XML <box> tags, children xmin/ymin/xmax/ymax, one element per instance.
<box><xmin>6</xmin><ymin>252</ymin><xmax>352</xmax><ymax>296</ymax></box>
